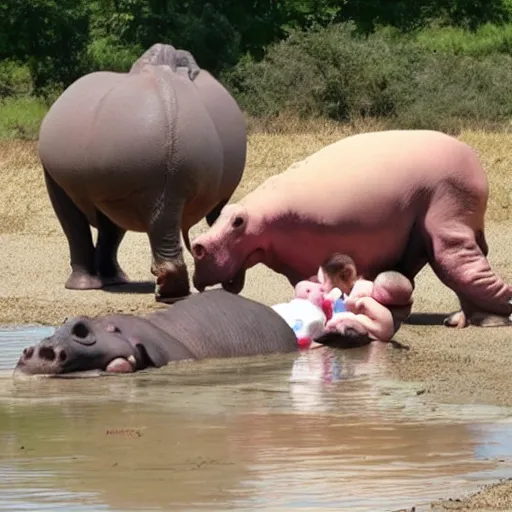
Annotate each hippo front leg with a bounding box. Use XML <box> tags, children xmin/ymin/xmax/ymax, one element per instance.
<box><xmin>425</xmin><ymin>219</ymin><xmax>512</xmax><ymax>328</ymax></box>
<box><xmin>148</xmin><ymin>193</ymin><xmax>190</xmax><ymax>303</ymax></box>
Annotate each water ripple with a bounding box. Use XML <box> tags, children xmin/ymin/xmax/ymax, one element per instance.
<box><xmin>0</xmin><ymin>324</ymin><xmax>512</xmax><ymax>511</ymax></box>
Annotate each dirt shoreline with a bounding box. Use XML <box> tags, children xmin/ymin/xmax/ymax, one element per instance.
<box><xmin>2</xmin><ymin>134</ymin><xmax>512</xmax><ymax>510</ymax></box>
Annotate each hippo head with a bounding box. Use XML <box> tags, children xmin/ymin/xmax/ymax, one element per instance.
<box><xmin>15</xmin><ymin>316</ymin><xmax>168</xmax><ymax>376</ymax></box>
<box><xmin>191</xmin><ymin>203</ymin><xmax>264</xmax><ymax>294</ymax></box>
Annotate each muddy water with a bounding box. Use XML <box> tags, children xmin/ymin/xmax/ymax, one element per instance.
<box><xmin>1</xmin><ymin>326</ymin><xmax>512</xmax><ymax>511</ymax></box>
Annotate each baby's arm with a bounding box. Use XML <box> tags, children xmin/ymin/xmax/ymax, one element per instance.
<box><xmin>344</xmin><ymin>279</ymin><xmax>374</xmax><ymax>313</ymax></box>
<box><xmin>349</xmin><ymin>296</ymin><xmax>395</xmax><ymax>341</ymax></box>
<box><xmin>372</xmin><ymin>271</ymin><xmax>414</xmax><ymax>335</ymax></box>
<box><xmin>325</xmin><ymin>272</ymin><xmax>412</xmax><ymax>342</ymax></box>
<box><xmin>372</xmin><ymin>271</ymin><xmax>414</xmax><ymax>307</ymax></box>
<box><xmin>324</xmin><ymin>300</ymin><xmax>393</xmax><ymax>341</ymax></box>
<box><xmin>325</xmin><ymin>278</ymin><xmax>390</xmax><ymax>340</ymax></box>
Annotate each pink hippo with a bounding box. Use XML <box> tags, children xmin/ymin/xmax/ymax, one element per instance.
<box><xmin>191</xmin><ymin>130</ymin><xmax>512</xmax><ymax>331</ymax></box>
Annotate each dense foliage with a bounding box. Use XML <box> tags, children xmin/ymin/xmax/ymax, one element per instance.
<box><xmin>2</xmin><ymin>0</ymin><xmax>512</xmax><ymax>137</ymax></box>
<box><xmin>224</xmin><ymin>22</ymin><xmax>512</xmax><ymax>132</ymax></box>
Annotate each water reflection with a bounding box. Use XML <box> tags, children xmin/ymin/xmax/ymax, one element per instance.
<box><xmin>0</xmin><ymin>325</ymin><xmax>512</xmax><ymax>511</ymax></box>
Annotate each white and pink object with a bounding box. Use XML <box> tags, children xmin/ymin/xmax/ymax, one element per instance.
<box><xmin>272</xmin><ymin>283</ymin><xmax>346</xmax><ymax>349</ymax></box>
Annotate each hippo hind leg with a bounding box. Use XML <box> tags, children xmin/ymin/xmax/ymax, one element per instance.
<box><xmin>424</xmin><ymin>210</ymin><xmax>512</xmax><ymax>328</ymax></box>
<box><xmin>95</xmin><ymin>210</ymin><xmax>129</xmax><ymax>287</ymax></box>
<box><xmin>205</xmin><ymin>198</ymin><xmax>228</xmax><ymax>227</ymax></box>
<box><xmin>44</xmin><ymin>167</ymin><xmax>102</xmax><ymax>290</ymax></box>
<box><xmin>147</xmin><ymin>190</ymin><xmax>190</xmax><ymax>302</ymax></box>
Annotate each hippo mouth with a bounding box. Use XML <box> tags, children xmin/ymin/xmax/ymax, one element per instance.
<box><xmin>103</xmin><ymin>356</ymin><xmax>137</xmax><ymax>373</ymax></box>
<box><xmin>222</xmin><ymin>268</ymin><xmax>246</xmax><ymax>294</ymax></box>
<box><xmin>220</xmin><ymin>249</ymin><xmax>265</xmax><ymax>294</ymax></box>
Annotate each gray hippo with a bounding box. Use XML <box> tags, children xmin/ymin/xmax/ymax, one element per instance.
<box><xmin>190</xmin><ymin>130</ymin><xmax>512</xmax><ymax>330</ymax></box>
<box><xmin>38</xmin><ymin>43</ymin><xmax>247</xmax><ymax>303</ymax></box>
<box><xmin>15</xmin><ymin>290</ymin><xmax>299</xmax><ymax>376</ymax></box>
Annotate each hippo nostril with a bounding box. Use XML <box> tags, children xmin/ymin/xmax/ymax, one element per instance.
<box><xmin>59</xmin><ymin>350</ymin><xmax>67</xmax><ymax>362</ymax></box>
<box><xmin>192</xmin><ymin>243</ymin><xmax>206</xmax><ymax>260</ymax></box>
<box><xmin>72</xmin><ymin>321</ymin><xmax>89</xmax><ymax>339</ymax></box>
<box><xmin>23</xmin><ymin>347</ymin><xmax>34</xmax><ymax>359</ymax></box>
<box><xmin>38</xmin><ymin>346</ymin><xmax>56</xmax><ymax>362</ymax></box>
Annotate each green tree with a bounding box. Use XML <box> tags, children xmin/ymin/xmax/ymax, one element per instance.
<box><xmin>335</xmin><ymin>0</ymin><xmax>511</xmax><ymax>32</ymax></box>
<box><xmin>0</xmin><ymin>0</ymin><xmax>90</xmax><ymax>92</ymax></box>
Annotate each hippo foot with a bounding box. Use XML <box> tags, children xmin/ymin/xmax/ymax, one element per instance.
<box><xmin>153</xmin><ymin>261</ymin><xmax>191</xmax><ymax>303</ymax></box>
<box><xmin>444</xmin><ymin>310</ymin><xmax>512</xmax><ymax>328</ymax></box>
<box><xmin>65</xmin><ymin>271</ymin><xmax>103</xmax><ymax>290</ymax></box>
<box><xmin>154</xmin><ymin>279</ymin><xmax>191</xmax><ymax>303</ymax></box>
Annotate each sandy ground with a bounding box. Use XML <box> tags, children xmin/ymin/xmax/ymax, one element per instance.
<box><xmin>2</xmin><ymin>129</ymin><xmax>512</xmax><ymax>509</ymax></box>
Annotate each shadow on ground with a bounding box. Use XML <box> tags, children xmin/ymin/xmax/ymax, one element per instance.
<box><xmin>103</xmin><ymin>281</ymin><xmax>155</xmax><ymax>294</ymax></box>
<box><xmin>405</xmin><ymin>312</ymin><xmax>447</xmax><ymax>326</ymax></box>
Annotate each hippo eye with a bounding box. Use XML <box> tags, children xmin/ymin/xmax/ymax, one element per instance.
<box><xmin>71</xmin><ymin>321</ymin><xmax>96</xmax><ymax>345</ymax></box>
<box><xmin>232</xmin><ymin>216</ymin><xmax>244</xmax><ymax>229</ymax></box>
<box><xmin>72</xmin><ymin>322</ymin><xmax>89</xmax><ymax>339</ymax></box>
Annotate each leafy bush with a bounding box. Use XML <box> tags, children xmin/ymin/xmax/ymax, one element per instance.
<box><xmin>414</xmin><ymin>22</ymin><xmax>512</xmax><ymax>56</ymax></box>
<box><xmin>87</xmin><ymin>36</ymin><xmax>143</xmax><ymax>73</ymax></box>
<box><xmin>223</xmin><ymin>22</ymin><xmax>512</xmax><ymax>132</ymax></box>
<box><xmin>0</xmin><ymin>61</ymin><xmax>33</xmax><ymax>98</ymax></box>
<box><xmin>0</xmin><ymin>97</ymin><xmax>48</xmax><ymax>140</ymax></box>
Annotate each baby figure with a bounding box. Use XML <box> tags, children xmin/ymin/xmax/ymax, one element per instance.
<box><xmin>296</xmin><ymin>253</ymin><xmax>414</xmax><ymax>342</ymax></box>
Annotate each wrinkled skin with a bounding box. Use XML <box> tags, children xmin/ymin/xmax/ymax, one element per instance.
<box><xmin>15</xmin><ymin>290</ymin><xmax>298</xmax><ymax>376</ymax></box>
<box><xmin>38</xmin><ymin>43</ymin><xmax>246</xmax><ymax>303</ymax></box>
<box><xmin>191</xmin><ymin>130</ymin><xmax>512</xmax><ymax>333</ymax></box>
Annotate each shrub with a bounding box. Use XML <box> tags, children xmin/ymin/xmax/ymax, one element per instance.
<box><xmin>0</xmin><ymin>97</ymin><xmax>48</xmax><ymax>140</ymax></box>
<box><xmin>223</xmin><ymin>22</ymin><xmax>512</xmax><ymax>132</ymax></box>
<box><xmin>0</xmin><ymin>61</ymin><xmax>33</xmax><ymax>98</ymax></box>
<box><xmin>87</xmin><ymin>36</ymin><xmax>143</xmax><ymax>73</ymax></box>
<box><xmin>414</xmin><ymin>22</ymin><xmax>512</xmax><ymax>56</ymax></box>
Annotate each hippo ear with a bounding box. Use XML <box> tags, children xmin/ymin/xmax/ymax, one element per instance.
<box><xmin>127</xmin><ymin>336</ymin><xmax>169</xmax><ymax>369</ymax></box>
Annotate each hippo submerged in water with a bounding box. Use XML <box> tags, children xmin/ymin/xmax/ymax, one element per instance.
<box><xmin>15</xmin><ymin>290</ymin><xmax>299</xmax><ymax>376</ymax></box>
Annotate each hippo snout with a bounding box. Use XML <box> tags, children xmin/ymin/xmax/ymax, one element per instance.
<box><xmin>16</xmin><ymin>339</ymin><xmax>69</xmax><ymax>375</ymax></box>
<box><xmin>26</xmin><ymin>344</ymin><xmax>68</xmax><ymax>363</ymax></box>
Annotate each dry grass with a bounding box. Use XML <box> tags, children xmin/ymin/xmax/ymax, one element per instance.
<box><xmin>2</xmin><ymin>121</ymin><xmax>512</xmax><ymax>237</ymax></box>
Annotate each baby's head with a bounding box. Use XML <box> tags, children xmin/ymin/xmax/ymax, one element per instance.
<box><xmin>372</xmin><ymin>271</ymin><xmax>414</xmax><ymax>306</ymax></box>
<box><xmin>319</xmin><ymin>253</ymin><xmax>358</xmax><ymax>296</ymax></box>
